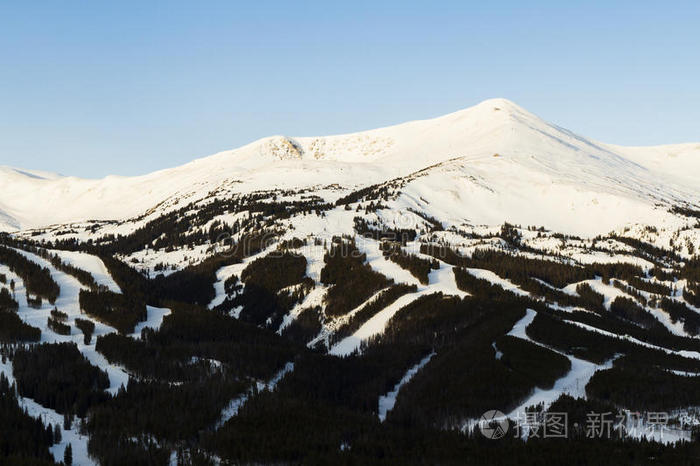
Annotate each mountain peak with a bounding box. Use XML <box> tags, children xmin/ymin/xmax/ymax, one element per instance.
<box><xmin>473</xmin><ymin>97</ymin><xmax>523</xmax><ymax>110</ymax></box>
<box><xmin>1</xmin><ymin>99</ymin><xmax>698</xmax><ymax>233</ymax></box>
<box><xmin>453</xmin><ymin>98</ymin><xmax>532</xmax><ymax>120</ymax></box>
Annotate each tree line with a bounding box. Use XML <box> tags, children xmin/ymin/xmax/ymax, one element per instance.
<box><xmin>0</xmin><ymin>246</ymin><xmax>59</xmax><ymax>304</ymax></box>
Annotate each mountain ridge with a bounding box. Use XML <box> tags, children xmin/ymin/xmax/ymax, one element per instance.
<box><xmin>3</xmin><ymin>101</ymin><xmax>700</xmax><ymax>465</ymax></box>
<box><xmin>1</xmin><ymin>98</ymin><xmax>699</xmax><ymax>233</ymax></box>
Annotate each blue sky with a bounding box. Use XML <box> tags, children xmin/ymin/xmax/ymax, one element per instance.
<box><xmin>1</xmin><ymin>1</ymin><xmax>698</xmax><ymax>178</ymax></box>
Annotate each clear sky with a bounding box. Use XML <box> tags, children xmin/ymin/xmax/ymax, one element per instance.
<box><xmin>1</xmin><ymin>1</ymin><xmax>699</xmax><ymax>178</ymax></box>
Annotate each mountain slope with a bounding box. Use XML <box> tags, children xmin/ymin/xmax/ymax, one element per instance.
<box><xmin>1</xmin><ymin>98</ymin><xmax>698</xmax><ymax>234</ymax></box>
<box><xmin>3</xmin><ymin>100</ymin><xmax>700</xmax><ymax>464</ymax></box>
<box><xmin>607</xmin><ymin>141</ymin><xmax>700</xmax><ymax>186</ymax></box>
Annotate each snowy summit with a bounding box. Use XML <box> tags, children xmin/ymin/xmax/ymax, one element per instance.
<box><xmin>0</xmin><ymin>98</ymin><xmax>698</xmax><ymax>236</ymax></box>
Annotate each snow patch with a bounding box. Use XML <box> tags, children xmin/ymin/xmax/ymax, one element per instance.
<box><xmin>378</xmin><ymin>352</ymin><xmax>435</xmax><ymax>422</ymax></box>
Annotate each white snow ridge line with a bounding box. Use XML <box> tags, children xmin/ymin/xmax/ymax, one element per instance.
<box><xmin>378</xmin><ymin>352</ymin><xmax>435</xmax><ymax>422</ymax></box>
<box><xmin>214</xmin><ymin>362</ymin><xmax>295</xmax><ymax>430</ymax></box>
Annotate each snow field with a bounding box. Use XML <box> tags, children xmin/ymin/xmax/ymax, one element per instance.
<box><xmin>0</xmin><ymin>248</ymin><xmax>172</xmax><ymax>463</ymax></box>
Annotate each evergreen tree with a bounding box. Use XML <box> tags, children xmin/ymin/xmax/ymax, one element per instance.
<box><xmin>53</xmin><ymin>424</ymin><xmax>62</xmax><ymax>444</ymax></box>
<box><xmin>63</xmin><ymin>443</ymin><xmax>72</xmax><ymax>466</ymax></box>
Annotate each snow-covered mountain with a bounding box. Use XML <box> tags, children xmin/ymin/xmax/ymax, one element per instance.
<box><xmin>2</xmin><ymin>98</ymin><xmax>698</xmax><ymax>236</ymax></box>
<box><xmin>3</xmin><ymin>99</ymin><xmax>700</xmax><ymax>465</ymax></box>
